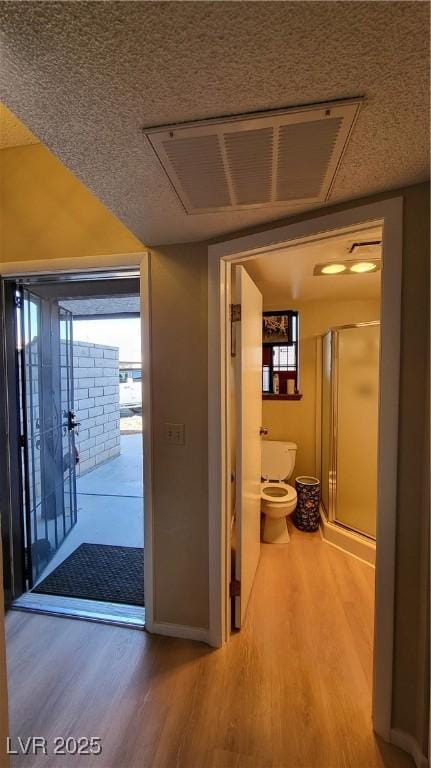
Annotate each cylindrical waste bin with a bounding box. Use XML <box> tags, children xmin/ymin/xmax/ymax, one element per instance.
<box><xmin>293</xmin><ymin>476</ymin><xmax>320</xmax><ymax>531</ymax></box>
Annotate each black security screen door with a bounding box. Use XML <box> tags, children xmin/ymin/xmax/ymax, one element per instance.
<box><xmin>17</xmin><ymin>287</ymin><xmax>78</xmax><ymax>586</ymax></box>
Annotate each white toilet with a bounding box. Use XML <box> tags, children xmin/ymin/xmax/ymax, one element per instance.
<box><xmin>261</xmin><ymin>440</ymin><xmax>298</xmax><ymax>544</ymax></box>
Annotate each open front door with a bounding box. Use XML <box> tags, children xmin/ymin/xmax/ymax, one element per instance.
<box><xmin>234</xmin><ymin>265</ymin><xmax>263</xmax><ymax>628</ymax></box>
<box><xmin>18</xmin><ymin>287</ymin><xmax>78</xmax><ymax>586</ymax></box>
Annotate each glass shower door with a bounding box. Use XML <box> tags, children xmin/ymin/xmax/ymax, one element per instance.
<box><xmin>334</xmin><ymin>324</ymin><xmax>380</xmax><ymax>538</ymax></box>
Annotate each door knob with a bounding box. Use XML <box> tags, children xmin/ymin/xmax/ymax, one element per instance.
<box><xmin>260</xmin><ymin>427</ymin><xmax>269</xmax><ymax>436</ymax></box>
<box><xmin>67</xmin><ymin>410</ymin><xmax>81</xmax><ymax>431</ymax></box>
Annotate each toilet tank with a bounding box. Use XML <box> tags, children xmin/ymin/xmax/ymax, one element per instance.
<box><xmin>262</xmin><ymin>440</ymin><xmax>297</xmax><ymax>481</ymax></box>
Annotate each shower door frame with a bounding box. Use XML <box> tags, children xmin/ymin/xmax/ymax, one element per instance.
<box><xmin>322</xmin><ymin>321</ymin><xmax>380</xmax><ymax>540</ymax></box>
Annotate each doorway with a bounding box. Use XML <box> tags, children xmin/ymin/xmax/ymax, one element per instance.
<box><xmin>207</xmin><ymin>197</ymin><xmax>403</xmax><ymax>742</ymax></box>
<box><xmin>0</xmin><ymin>269</ymin><xmax>149</xmax><ymax>626</ymax></box>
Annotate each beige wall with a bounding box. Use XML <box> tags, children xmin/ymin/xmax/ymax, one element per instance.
<box><xmin>389</xmin><ymin>182</ymin><xmax>430</xmax><ymax>753</ymax></box>
<box><xmin>260</xmin><ymin>298</ymin><xmax>380</xmax><ymax>480</ymax></box>
<box><xmin>0</xmin><ymin>143</ymin><xmax>144</xmax><ymax>263</ymax></box>
<box><xmin>150</xmin><ymin>244</ymin><xmax>209</xmax><ymax>628</ymax></box>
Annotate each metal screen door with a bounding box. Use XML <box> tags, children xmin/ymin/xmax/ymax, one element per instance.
<box><xmin>18</xmin><ymin>287</ymin><xmax>78</xmax><ymax>585</ymax></box>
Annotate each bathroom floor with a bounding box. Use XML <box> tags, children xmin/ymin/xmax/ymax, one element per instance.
<box><xmin>5</xmin><ymin>525</ymin><xmax>413</xmax><ymax>767</ymax></box>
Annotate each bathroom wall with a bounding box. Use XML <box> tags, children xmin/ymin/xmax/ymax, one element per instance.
<box><xmin>261</xmin><ymin>298</ymin><xmax>380</xmax><ymax>480</ymax></box>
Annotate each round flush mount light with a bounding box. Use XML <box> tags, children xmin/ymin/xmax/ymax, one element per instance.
<box><xmin>350</xmin><ymin>261</ymin><xmax>377</xmax><ymax>273</ymax></box>
<box><xmin>321</xmin><ymin>263</ymin><xmax>346</xmax><ymax>275</ymax></box>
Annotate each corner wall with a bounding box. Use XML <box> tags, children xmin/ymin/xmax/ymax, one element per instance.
<box><xmin>390</xmin><ymin>182</ymin><xmax>430</xmax><ymax>758</ymax></box>
<box><xmin>150</xmin><ymin>243</ymin><xmax>209</xmax><ymax>629</ymax></box>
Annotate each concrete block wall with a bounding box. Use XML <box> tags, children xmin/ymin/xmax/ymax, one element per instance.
<box><xmin>71</xmin><ymin>341</ymin><xmax>120</xmax><ymax>476</ymax></box>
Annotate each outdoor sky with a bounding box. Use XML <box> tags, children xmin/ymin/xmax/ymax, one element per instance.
<box><xmin>73</xmin><ymin>317</ymin><xmax>141</xmax><ymax>363</ymax></box>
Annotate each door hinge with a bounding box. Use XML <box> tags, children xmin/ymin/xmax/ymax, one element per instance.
<box><xmin>14</xmin><ymin>292</ymin><xmax>23</xmax><ymax>309</ymax></box>
<box><xmin>230</xmin><ymin>303</ymin><xmax>241</xmax><ymax>357</ymax></box>
<box><xmin>229</xmin><ymin>579</ymin><xmax>241</xmax><ymax>598</ymax></box>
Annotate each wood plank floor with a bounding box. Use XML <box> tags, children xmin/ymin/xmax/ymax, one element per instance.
<box><xmin>5</xmin><ymin>528</ymin><xmax>413</xmax><ymax>768</ymax></box>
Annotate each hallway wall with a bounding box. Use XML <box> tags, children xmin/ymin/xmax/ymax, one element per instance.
<box><xmin>149</xmin><ymin>243</ymin><xmax>209</xmax><ymax>629</ymax></box>
<box><xmin>0</xmin><ymin>142</ymin><xmax>144</xmax><ymax>263</ymax></box>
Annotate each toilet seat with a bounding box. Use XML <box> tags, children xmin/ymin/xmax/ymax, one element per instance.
<box><xmin>260</xmin><ymin>482</ymin><xmax>297</xmax><ymax>504</ymax></box>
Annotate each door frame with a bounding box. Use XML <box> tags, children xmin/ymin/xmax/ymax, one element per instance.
<box><xmin>0</xmin><ymin>251</ymin><xmax>155</xmax><ymax>629</ymax></box>
<box><xmin>207</xmin><ymin>197</ymin><xmax>403</xmax><ymax>742</ymax></box>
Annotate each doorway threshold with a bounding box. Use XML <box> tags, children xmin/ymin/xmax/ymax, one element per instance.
<box><xmin>11</xmin><ymin>592</ymin><xmax>145</xmax><ymax>630</ymax></box>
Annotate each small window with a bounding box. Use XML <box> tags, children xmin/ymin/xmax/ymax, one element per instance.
<box><xmin>262</xmin><ymin>310</ymin><xmax>300</xmax><ymax>398</ymax></box>
<box><xmin>132</xmin><ymin>370</ymin><xmax>142</xmax><ymax>381</ymax></box>
<box><xmin>119</xmin><ymin>371</ymin><xmax>128</xmax><ymax>383</ymax></box>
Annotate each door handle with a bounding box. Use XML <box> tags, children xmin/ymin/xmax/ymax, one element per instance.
<box><xmin>260</xmin><ymin>426</ymin><xmax>269</xmax><ymax>436</ymax></box>
<box><xmin>66</xmin><ymin>410</ymin><xmax>81</xmax><ymax>432</ymax></box>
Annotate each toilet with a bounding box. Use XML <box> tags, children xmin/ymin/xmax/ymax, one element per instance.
<box><xmin>261</xmin><ymin>440</ymin><xmax>298</xmax><ymax>544</ymax></box>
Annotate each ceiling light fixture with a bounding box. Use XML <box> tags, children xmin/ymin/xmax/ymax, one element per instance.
<box><xmin>314</xmin><ymin>258</ymin><xmax>381</xmax><ymax>276</ymax></box>
<box><xmin>349</xmin><ymin>261</ymin><xmax>377</xmax><ymax>273</ymax></box>
<box><xmin>321</xmin><ymin>263</ymin><xmax>347</xmax><ymax>275</ymax></box>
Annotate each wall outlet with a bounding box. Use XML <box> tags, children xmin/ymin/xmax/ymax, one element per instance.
<box><xmin>165</xmin><ymin>422</ymin><xmax>185</xmax><ymax>445</ymax></box>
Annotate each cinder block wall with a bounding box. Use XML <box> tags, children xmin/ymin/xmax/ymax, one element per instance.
<box><xmin>72</xmin><ymin>341</ymin><xmax>120</xmax><ymax>476</ymax></box>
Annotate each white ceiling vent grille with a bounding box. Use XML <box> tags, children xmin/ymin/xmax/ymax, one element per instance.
<box><xmin>144</xmin><ymin>99</ymin><xmax>362</xmax><ymax>215</ymax></box>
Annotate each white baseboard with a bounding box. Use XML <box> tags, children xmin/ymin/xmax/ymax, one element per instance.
<box><xmin>146</xmin><ymin>620</ymin><xmax>210</xmax><ymax>644</ymax></box>
<box><xmin>390</xmin><ymin>728</ymin><xmax>429</xmax><ymax>768</ymax></box>
<box><xmin>319</xmin><ymin>510</ymin><xmax>376</xmax><ymax>566</ymax></box>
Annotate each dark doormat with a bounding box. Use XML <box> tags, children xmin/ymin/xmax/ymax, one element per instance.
<box><xmin>32</xmin><ymin>543</ymin><xmax>144</xmax><ymax>606</ymax></box>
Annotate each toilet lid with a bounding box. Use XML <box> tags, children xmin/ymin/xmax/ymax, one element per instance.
<box><xmin>261</xmin><ymin>483</ymin><xmax>297</xmax><ymax>503</ymax></box>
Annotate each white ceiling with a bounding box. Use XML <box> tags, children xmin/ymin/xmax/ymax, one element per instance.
<box><xmin>240</xmin><ymin>226</ymin><xmax>382</xmax><ymax>303</ymax></box>
<box><xmin>0</xmin><ymin>2</ymin><xmax>429</xmax><ymax>246</ymax></box>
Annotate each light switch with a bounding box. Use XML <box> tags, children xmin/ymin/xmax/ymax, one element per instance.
<box><xmin>165</xmin><ymin>422</ymin><xmax>185</xmax><ymax>445</ymax></box>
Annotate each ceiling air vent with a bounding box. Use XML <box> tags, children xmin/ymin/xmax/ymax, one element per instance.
<box><xmin>143</xmin><ymin>99</ymin><xmax>363</xmax><ymax>215</ymax></box>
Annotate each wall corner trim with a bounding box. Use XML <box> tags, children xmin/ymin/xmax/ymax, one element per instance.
<box><xmin>390</xmin><ymin>729</ymin><xmax>429</xmax><ymax>768</ymax></box>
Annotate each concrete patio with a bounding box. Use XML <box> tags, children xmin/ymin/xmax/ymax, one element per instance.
<box><xmin>36</xmin><ymin>433</ymin><xmax>144</xmax><ymax>583</ymax></box>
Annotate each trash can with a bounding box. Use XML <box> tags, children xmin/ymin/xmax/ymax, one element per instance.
<box><xmin>293</xmin><ymin>476</ymin><xmax>321</xmax><ymax>532</ymax></box>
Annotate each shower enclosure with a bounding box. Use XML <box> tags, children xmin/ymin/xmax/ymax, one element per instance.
<box><xmin>320</xmin><ymin>322</ymin><xmax>380</xmax><ymax>540</ymax></box>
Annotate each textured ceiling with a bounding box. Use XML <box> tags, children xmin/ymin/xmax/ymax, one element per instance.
<box><xmin>240</xmin><ymin>225</ymin><xmax>382</xmax><ymax>303</ymax></box>
<box><xmin>0</xmin><ymin>2</ymin><xmax>429</xmax><ymax>246</ymax></box>
<box><xmin>0</xmin><ymin>103</ymin><xmax>38</xmax><ymax>148</ymax></box>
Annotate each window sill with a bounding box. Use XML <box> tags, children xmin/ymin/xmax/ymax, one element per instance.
<box><xmin>262</xmin><ymin>393</ymin><xmax>303</xmax><ymax>401</ymax></box>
